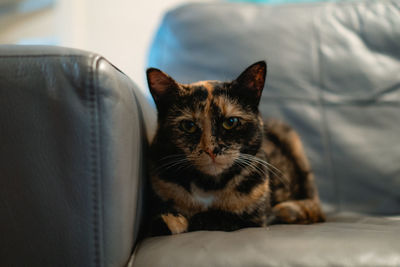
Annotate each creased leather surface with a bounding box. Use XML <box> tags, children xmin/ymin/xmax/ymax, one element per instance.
<box><xmin>148</xmin><ymin>0</ymin><xmax>400</xmax><ymax>215</ymax></box>
<box><xmin>141</xmin><ymin>2</ymin><xmax>400</xmax><ymax>266</ymax></box>
<box><xmin>0</xmin><ymin>45</ymin><xmax>146</xmax><ymax>267</ymax></box>
<box><xmin>133</xmin><ymin>213</ymin><xmax>400</xmax><ymax>267</ymax></box>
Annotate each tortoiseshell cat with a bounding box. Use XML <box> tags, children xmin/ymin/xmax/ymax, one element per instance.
<box><xmin>147</xmin><ymin>61</ymin><xmax>325</xmax><ymax>236</ymax></box>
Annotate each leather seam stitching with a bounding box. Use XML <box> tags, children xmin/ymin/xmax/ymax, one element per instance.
<box><xmin>312</xmin><ymin>7</ymin><xmax>340</xmax><ymax>212</ymax></box>
<box><xmin>88</xmin><ymin>55</ymin><xmax>104</xmax><ymax>267</ymax></box>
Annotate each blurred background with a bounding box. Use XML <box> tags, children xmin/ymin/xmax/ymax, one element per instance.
<box><xmin>0</xmin><ymin>0</ymin><xmax>343</xmax><ymax>91</ymax></box>
<box><xmin>0</xmin><ymin>0</ymin><xmax>219</xmax><ymax>90</ymax></box>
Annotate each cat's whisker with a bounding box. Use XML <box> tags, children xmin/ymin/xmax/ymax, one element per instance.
<box><xmin>234</xmin><ymin>159</ymin><xmax>254</xmax><ymax>174</ymax></box>
<box><xmin>157</xmin><ymin>154</ymin><xmax>187</xmax><ymax>162</ymax></box>
<box><xmin>236</xmin><ymin>156</ymin><xmax>261</xmax><ymax>173</ymax></box>
<box><xmin>235</xmin><ymin>160</ymin><xmax>252</xmax><ymax>174</ymax></box>
<box><xmin>157</xmin><ymin>155</ymin><xmax>185</xmax><ymax>169</ymax></box>
<box><xmin>239</xmin><ymin>154</ymin><xmax>284</xmax><ymax>175</ymax></box>
<box><xmin>175</xmin><ymin>163</ymin><xmax>192</xmax><ymax>172</ymax></box>
<box><xmin>237</xmin><ymin>157</ymin><xmax>268</xmax><ymax>177</ymax></box>
<box><xmin>239</xmin><ymin>153</ymin><xmax>290</xmax><ymax>189</ymax></box>
<box><xmin>239</xmin><ymin>154</ymin><xmax>284</xmax><ymax>176</ymax></box>
<box><xmin>164</xmin><ymin>160</ymin><xmax>189</xmax><ymax>170</ymax></box>
<box><xmin>241</xmin><ymin>157</ymin><xmax>269</xmax><ymax>174</ymax></box>
<box><xmin>243</xmin><ymin>157</ymin><xmax>283</xmax><ymax>179</ymax></box>
<box><xmin>173</xmin><ymin>162</ymin><xmax>193</xmax><ymax>174</ymax></box>
<box><xmin>153</xmin><ymin>157</ymin><xmax>190</xmax><ymax>174</ymax></box>
<box><xmin>155</xmin><ymin>158</ymin><xmax>186</xmax><ymax>168</ymax></box>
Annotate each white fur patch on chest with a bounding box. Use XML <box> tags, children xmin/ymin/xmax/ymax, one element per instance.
<box><xmin>191</xmin><ymin>184</ymin><xmax>215</xmax><ymax>208</ymax></box>
<box><xmin>193</xmin><ymin>193</ymin><xmax>215</xmax><ymax>207</ymax></box>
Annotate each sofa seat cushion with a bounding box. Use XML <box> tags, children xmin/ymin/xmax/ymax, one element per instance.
<box><xmin>133</xmin><ymin>213</ymin><xmax>400</xmax><ymax>267</ymax></box>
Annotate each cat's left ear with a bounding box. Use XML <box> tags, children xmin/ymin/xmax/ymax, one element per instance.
<box><xmin>147</xmin><ymin>68</ymin><xmax>180</xmax><ymax>109</ymax></box>
<box><xmin>232</xmin><ymin>61</ymin><xmax>267</xmax><ymax>107</ymax></box>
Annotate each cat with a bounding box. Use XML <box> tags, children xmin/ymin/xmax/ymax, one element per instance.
<box><xmin>146</xmin><ymin>61</ymin><xmax>325</xmax><ymax>236</ymax></box>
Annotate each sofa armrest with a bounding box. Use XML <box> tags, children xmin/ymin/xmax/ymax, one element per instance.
<box><xmin>0</xmin><ymin>45</ymin><xmax>148</xmax><ymax>267</ymax></box>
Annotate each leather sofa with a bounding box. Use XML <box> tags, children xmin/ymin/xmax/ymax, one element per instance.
<box><xmin>0</xmin><ymin>45</ymin><xmax>151</xmax><ymax>267</ymax></box>
<box><xmin>0</xmin><ymin>0</ymin><xmax>399</xmax><ymax>266</ymax></box>
<box><xmin>139</xmin><ymin>0</ymin><xmax>400</xmax><ymax>266</ymax></box>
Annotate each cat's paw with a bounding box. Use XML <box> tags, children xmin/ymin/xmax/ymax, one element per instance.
<box><xmin>161</xmin><ymin>213</ymin><xmax>188</xmax><ymax>234</ymax></box>
<box><xmin>271</xmin><ymin>201</ymin><xmax>306</xmax><ymax>224</ymax></box>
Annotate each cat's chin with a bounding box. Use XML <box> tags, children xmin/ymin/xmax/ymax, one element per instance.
<box><xmin>191</xmin><ymin>153</ymin><xmax>236</xmax><ymax>176</ymax></box>
<box><xmin>195</xmin><ymin>158</ymin><xmax>232</xmax><ymax>176</ymax></box>
<box><xmin>198</xmin><ymin>164</ymin><xmax>225</xmax><ymax>176</ymax></box>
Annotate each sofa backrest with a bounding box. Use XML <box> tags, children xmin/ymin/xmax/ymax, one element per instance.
<box><xmin>148</xmin><ymin>0</ymin><xmax>400</xmax><ymax>215</ymax></box>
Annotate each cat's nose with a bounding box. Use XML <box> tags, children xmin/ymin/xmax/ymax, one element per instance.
<box><xmin>205</xmin><ymin>149</ymin><xmax>216</xmax><ymax>161</ymax></box>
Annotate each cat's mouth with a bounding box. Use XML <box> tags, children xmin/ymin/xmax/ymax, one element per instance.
<box><xmin>194</xmin><ymin>153</ymin><xmax>236</xmax><ymax>176</ymax></box>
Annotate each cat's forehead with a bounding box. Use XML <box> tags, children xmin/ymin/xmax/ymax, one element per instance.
<box><xmin>184</xmin><ymin>80</ymin><xmax>227</xmax><ymax>96</ymax></box>
<box><xmin>174</xmin><ymin>80</ymin><xmax>252</xmax><ymax>121</ymax></box>
<box><xmin>180</xmin><ymin>80</ymin><xmax>231</xmax><ymax>110</ymax></box>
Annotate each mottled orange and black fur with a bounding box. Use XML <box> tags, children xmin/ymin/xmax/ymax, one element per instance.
<box><xmin>147</xmin><ymin>61</ymin><xmax>325</xmax><ymax>236</ymax></box>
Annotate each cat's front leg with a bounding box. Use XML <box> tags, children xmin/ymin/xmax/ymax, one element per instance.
<box><xmin>151</xmin><ymin>212</ymin><xmax>189</xmax><ymax>236</ymax></box>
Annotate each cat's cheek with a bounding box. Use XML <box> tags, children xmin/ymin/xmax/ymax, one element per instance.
<box><xmin>175</xmin><ymin>138</ymin><xmax>199</xmax><ymax>154</ymax></box>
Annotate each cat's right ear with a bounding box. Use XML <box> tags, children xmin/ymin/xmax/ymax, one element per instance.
<box><xmin>147</xmin><ymin>68</ymin><xmax>179</xmax><ymax>106</ymax></box>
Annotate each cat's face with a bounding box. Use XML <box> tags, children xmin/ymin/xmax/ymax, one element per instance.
<box><xmin>147</xmin><ymin>61</ymin><xmax>266</xmax><ymax>176</ymax></box>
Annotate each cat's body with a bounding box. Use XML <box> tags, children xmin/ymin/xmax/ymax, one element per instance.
<box><xmin>147</xmin><ymin>62</ymin><xmax>325</xmax><ymax>236</ymax></box>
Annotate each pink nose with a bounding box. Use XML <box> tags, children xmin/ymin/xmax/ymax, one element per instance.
<box><xmin>205</xmin><ymin>149</ymin><xmax>216</xmax><ymax>161</ymax></box>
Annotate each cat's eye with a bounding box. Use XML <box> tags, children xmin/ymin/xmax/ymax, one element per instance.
<box><xmin>222</xmin><ymin>117</ymin><xmax>239</xmax><ymax>130</ymax></box>
<box><xmin>180</xmin><ymin>120</ymin><xmax>198</xmax><ymax>133</ymax></box>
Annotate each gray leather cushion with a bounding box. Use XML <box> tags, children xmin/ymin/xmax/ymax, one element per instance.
<box><xmin>148</xmin><ymin>0</ymin><xmax>400</xmax><ymax>215</ymax></box>
<box><xmin>0</xmin><ymin>45</ymin><xmax>146</xmax><ymax>267</ymax></box>
<box><xmin>133</xmin><ymin>213</ymin><xmax>400</xmax><ymax>267</ymax></box>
